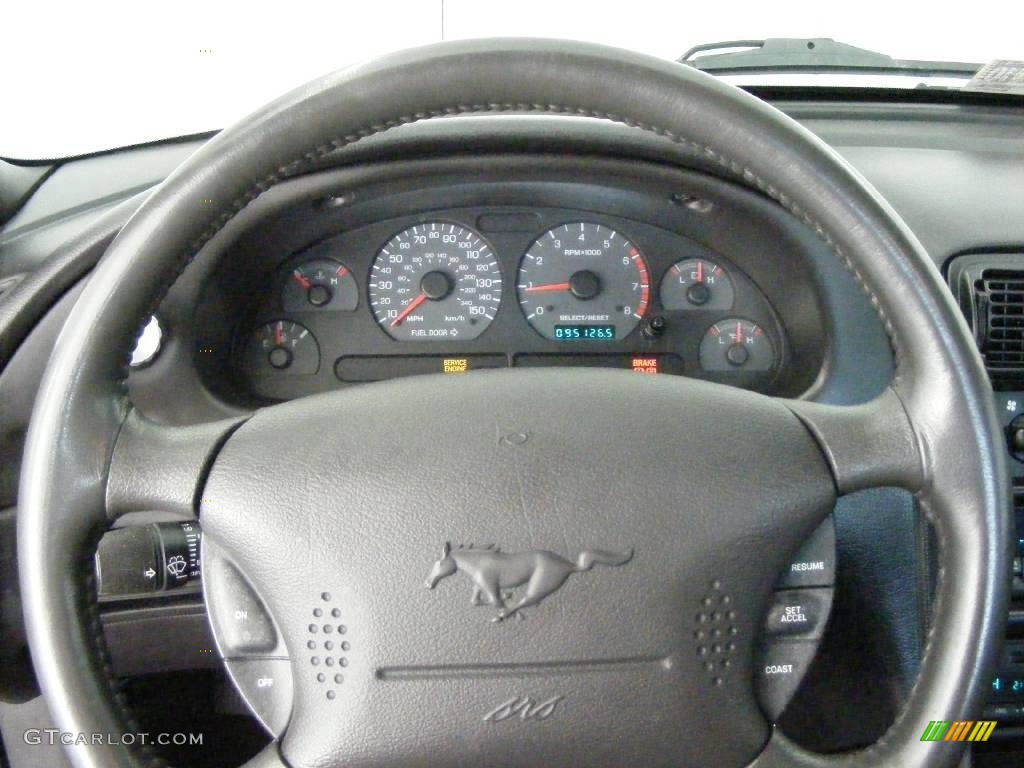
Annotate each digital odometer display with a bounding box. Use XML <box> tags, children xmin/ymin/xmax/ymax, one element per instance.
<box><xmin>554</xmin><ymin>324</ymin><xmax>616</xmax><ymax>341</ymax></box>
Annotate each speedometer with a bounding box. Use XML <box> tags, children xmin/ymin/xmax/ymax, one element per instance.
<box><xmin>369</xmin><ymin>223</ymin><xmax>502</xmax><ymax>341</ymax></box>
<box><xmin>517</xmin><ymin>222</ymin><xmax>650</xmax><ymax>341</ymax></box>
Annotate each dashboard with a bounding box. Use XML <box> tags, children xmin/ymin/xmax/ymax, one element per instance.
<box><xmin>186</xmin><ymin>156</ymin><xmax>828</xmax><ymax>406</ymax></box>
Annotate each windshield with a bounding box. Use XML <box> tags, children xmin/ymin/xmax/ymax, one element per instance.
<box><xmin>3</xmin><ymin>0</ymin><xmax>1021</xmax><ymax>159</ymax></box>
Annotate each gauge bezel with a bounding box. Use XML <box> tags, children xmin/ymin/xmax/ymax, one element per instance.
<box><xmin>367</xmin><ymin>220</ymin><xmax>503</xmax><ymax>342</ymax></box>
<box><xmin>698</xmin><ymin>316</ymin><xmax>777</xmax><ymax>373</ymax></box>
<box><xmin>659</xmin><ymin>257</ymin><xmax>737</xmax><ymax>312</ymax></box>
<box><xmin>516</xmin><ymin>221</ymin><xmax>651</xmax><ymax>342</ymax></box>
<box><xmin>280</xmin><ymin>257</ymin><xmax>360</xmax><ymax>313</ymax></box>
<box><xmin>237</xmin><ymin>319</ymin><xmax>322</xmax><ymax>378</ymax></box>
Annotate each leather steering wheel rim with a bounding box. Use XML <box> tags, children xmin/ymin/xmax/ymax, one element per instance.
<box><xmin>18</xmin><ymin>39</ymin><xmax>1009</xmax><ymax>768</ymax></box>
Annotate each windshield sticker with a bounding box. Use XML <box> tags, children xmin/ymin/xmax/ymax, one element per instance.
<box><xmin>965</xmin><ymin>60</ymin><xmax>1024</xmax><ymax>95</ymax></box>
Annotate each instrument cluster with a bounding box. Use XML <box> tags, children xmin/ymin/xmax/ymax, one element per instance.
<box><xmin>185</xmin><ymin>157</ymin><xmax>829</xmax><ymax>406</ymax></box>
<box><xmin>225</xmin><ymin>207</ymin><xmax>785</xmax><ymax>402</ymax></box>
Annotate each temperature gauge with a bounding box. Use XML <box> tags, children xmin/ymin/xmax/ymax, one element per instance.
<box><xmin>660</xmin><ymin>258</ymin><xmax>734</xmax><ymax>310</ymax></box>
<box><xmin>700</xmin><ymin>318</ymin><xmax>775</xmax><ymax>372</ymax></box>
<box><xmin>282</xmin><ymin>259</ymin><xmax>358</xmax><ymax>312</ymax></box>
<box><xmin>241</xmin><ymin>320</ymin><xmax>320</xmax><ymax>376</ymax></box>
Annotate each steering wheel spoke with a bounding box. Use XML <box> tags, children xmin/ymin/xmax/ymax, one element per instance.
<box><xmin>785</xmin><ymin>387</ymin><xmax>925</xmax><ymax>496</ymax></box>
<box><xmin>105</xmin><ymin>409</ymin><xmax>246</xmax><ymax>520</ymax></box>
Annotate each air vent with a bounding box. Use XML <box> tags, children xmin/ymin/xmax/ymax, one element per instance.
<box><xmin>948</xmin><ymin>254</ymin><xmax>1024</xmax><ymax>390</ymax></box>
<box><xmin>978</xmin><ymin>272</ymin><xmax>1024</xmax><ymax>386</ymax></box>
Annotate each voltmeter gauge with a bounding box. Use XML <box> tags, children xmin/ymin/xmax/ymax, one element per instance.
<box><xmin>660</xmin><ymin>258</ymin><xmax>735</xmax><ymax>310</ymax></box>
<box><xmin>240</xmin><ymin>320</ymin><xmax>320</xmax><ymax>376</ymax></box>
<box><xmin>700</xmin><ymin>318</ymin><xmax>775</xmax><ymax>372</ymax></box>
<box><xmin>282</xmin><ymin>259</ymin><xmax>358</xmax><ymax>311</ymax></box>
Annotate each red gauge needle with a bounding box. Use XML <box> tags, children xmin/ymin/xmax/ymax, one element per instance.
<box><xmin>524</xmin><ymin>282</ymin><xmax>571</xmax><ymax>293</ymax></box>
<box><xmin>274</xmin><ymin>322</ymin><xmax>283</xmax><ymax>345</ymax></box>
<box><xmin>336</xmin><ymin>266</ymin><xmax>349</xmax><ymax>279</ymax></box>
<box><xmin>735</xmin><ymin>322</ymin><xmax>743</xmax><ymax>344</ymax></box>
<box><xmin>696</xmin><ymin>260</ymin><xmax>704</xmax><ymax>283</ymax></box>
<box><xmin>390</xmin><ymin>293</ymin><xmax>428</xmax><ymax>327</ymax></box>
<box><xmin>292</xmin><ymin>271</ymin><xmax>312</xmax><ymax>289</ymax></box>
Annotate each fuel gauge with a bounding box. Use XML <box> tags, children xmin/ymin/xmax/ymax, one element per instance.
<box><xmin>282</xmin><ymin>259</ymin><xmax>358</xmax><ymax>312</ymax></box>
<box><xmin>241</xmin><ymin>320</ymin><xmax>320</xmax><ymax>376</ymax></box>
<box><xmin>700</xmin><ymin>318</ymin><xmax>775</xmax><ymax>372</ymax></box>
<box><xmin>660</xmin><ymin>258</ymin><xmax>734</xmax><ymax>310</ymax></box>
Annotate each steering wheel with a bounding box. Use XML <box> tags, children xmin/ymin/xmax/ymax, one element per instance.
<box><xmin>18</xmin><ymin>39</ymin><xmax>1009</xmax><ymax>768</ymax></box>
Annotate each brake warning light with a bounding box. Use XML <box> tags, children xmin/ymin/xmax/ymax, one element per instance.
<box><xmin>631</xmin><ymin>357</ymin><xmax>659</xmax><ymax>374</ymax></box>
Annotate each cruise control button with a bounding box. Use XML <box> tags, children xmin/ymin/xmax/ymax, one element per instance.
<box><xmin>764</xmin><ymin>588</ymin><xmax>834</xmax><ymax>641</ymax></box>
<box><xmin>205</xmin><ymin>557</ymin><xmax>278</xmax><ymax>654</ymax></box>
<box><xmin>225</xmin><ymin>659</ymin><xmax>294</xmax><ymax>738</ymax></box>
<box><xmin>778</xmin><ymin>516</ymin><xmax>835</xmax><ymax>588</ymax></box>
<box><xmin>756</xmin><ymin>640</ymin><xmax>818</xmax><ymax>721</ymax></box>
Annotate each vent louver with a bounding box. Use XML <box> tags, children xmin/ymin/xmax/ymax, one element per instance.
<box><xmin>1012</xmin><ymin>481</ymin><xmax>1023</xmax><ymax>601</ymax></box>
<box><xmin>948</xmin><ymin>254</ymin><xmax>1024</xmax><ymax>391</ymax></box>
<box><xmin>978</xmin><ymin>271</ymin><xmax>1024</xmax><ymax>387</ymax></box>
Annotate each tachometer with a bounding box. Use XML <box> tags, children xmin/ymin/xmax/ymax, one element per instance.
<box><xmin>517</xmin><ymin>222</ymin><xmax>649</xmax><ymax>341</ymax></box>
<box><xmin>369</xmin><ymin>223</ymin><xmax>501</xmax><ymax>341</ymax></box>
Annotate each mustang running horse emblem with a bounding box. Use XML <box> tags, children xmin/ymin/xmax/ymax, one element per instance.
<box><xmin>425</xmin><ymin>542</ymin><xmax>633</xmax><ymax>622</ymax></box>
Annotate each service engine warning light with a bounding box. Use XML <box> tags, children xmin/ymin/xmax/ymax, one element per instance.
<box><xmin>336</xmin><ymin>354</ymin><xmax>507</xmax><ymax>382</ymax></box>
<box><xmin>631</xmin><ymin>357</ymin><xmax>660</xmax><ymax>374</ymax></box>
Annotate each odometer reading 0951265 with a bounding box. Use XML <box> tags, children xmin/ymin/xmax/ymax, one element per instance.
<box><xmin>369</xmin><ymin>223</ymin><xmax>502</xmax><ymax>341</ymax></box>
<box><xmin>517</xmin><ymin>222</ymin><xmax>650</xmax><ymax>341</ymax></box>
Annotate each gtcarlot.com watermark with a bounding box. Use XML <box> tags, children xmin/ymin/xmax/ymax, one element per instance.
<box><xmin>24</xmin><ymin>730</ymin><xmax>202</xmax><ymax>747</ymax></box>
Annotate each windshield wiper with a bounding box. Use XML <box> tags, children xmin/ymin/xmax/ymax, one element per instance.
<box><xmin>679</xmin><ymin>38</ymin><xmax>980</xmax><ymax>78</ymax></box>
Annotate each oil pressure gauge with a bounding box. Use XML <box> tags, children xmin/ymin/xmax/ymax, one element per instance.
<box><xmin>700</xmin><ymin>318</ymin><xmax>775</xmax><ymax>372</ymax></box>
<box><xmin>660</xmin><ymin>258</ymin><xmax>735</xmax><ymax>310</ymax></box>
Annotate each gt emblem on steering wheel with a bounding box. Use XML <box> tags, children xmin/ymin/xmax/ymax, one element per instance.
<box><xmin>425</xmin><ymin>542</ymin><xmax>633</xmax><ymax>622</ymax></box>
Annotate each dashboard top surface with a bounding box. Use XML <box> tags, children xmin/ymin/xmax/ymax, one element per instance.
<box><xmin>4</xmin><ymin>101</ymin><xmax>1024</xmax><ymax>278</ymax></box>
